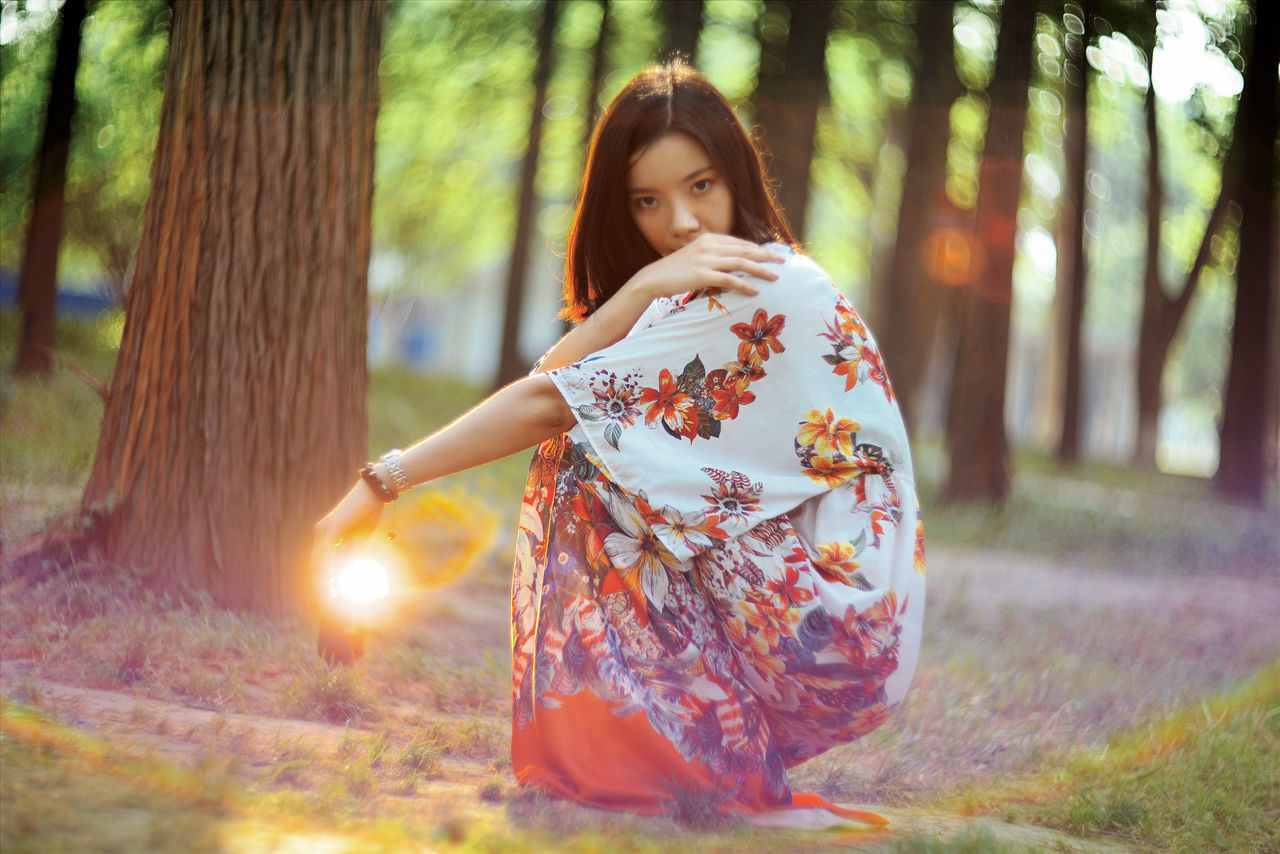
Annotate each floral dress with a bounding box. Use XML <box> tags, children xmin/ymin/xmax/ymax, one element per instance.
<box><xmin>510</xmin><ymin>245</ymin><xmax>925</xmax><ymax>827</ymax></box>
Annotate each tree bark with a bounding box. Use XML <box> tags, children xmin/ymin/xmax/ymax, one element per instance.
<box><xmin>943</xmin><ymin>0</ymin><xmax>1036</xmax><ymax>504</ymax></box>
<box><xmin>1056</xmin><ymin>3</ymin><xmax>1090</xmax><ymax>463</ymax></box>
<box><xmin>14</xmin><ymin>0</ymin><xmax>89</xmax><ymax>377</ymax></box>
<box><xmin>81</xmin><ymin>0</ymin><xmax>384</xmax><ymax>614</ymax></box>
<box><xmin>878</xmin><ymin>0</ymin><xmax>960</xmax><ymax>433</ymax></box>
<box><xmin>661</xmin><ymin>0</ymin><xmax>703</xmax><ymax>61</ymax></box>
<box><xmin>1217</xmin><ymin>0</ymin><xmax>1278</xmax><ymax>503</ymax></box>
<box><xmin>494</xmin><ymin>0</ymin><xmax>559</xmax><ymax>388</ymax></box>
<box><xmin>751</xmin><ymin>0</ymin><xmax>832</xmax><ymax>241</ymax></box>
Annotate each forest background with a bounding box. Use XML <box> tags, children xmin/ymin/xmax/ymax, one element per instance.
<box><xmin>1</xmin><ymin>0</ymin><xmax>1277</xmax><ymax>610</ymax></box>
<box><xmin>1</xmin><ymin>1</ymin><xmax>1278</xmax><ymax>851</ymax></box>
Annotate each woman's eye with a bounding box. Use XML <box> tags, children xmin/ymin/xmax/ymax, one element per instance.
<box><xmin>634</xmin><ymin>196</ymin><xmax>657</xmax><ymax>210</ymax></box>
<box><xmin>692</xmin><ymin>179</ymin><xmax>711</xmax><ymax>193</ymax></box>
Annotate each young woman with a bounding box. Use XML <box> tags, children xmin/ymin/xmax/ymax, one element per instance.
<box><xmin>314</xmin><ymin>61</ymin><xmax>925</xmax><ymax>829</ymax></box>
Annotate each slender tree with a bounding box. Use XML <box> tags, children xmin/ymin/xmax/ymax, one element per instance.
<box><xmin>1056</xmin><ymin>1</ymin><xmax>1090</xmax><ymax>462</ymax></box>
<box><xmin>13</xmin><ymin>0</ymin><xmax>89</xmax><ymax>377</ymax></box>
<box><xmin>1217</xmin><ymin>0</ymin><xmax>1278</xmax><ymax>503</ymax></box>
<box><xmin>878</xmin><ymin>0</ymin><xmax>961</xmax><ymax>432</ymax></box>
<box><xmin>494</xmin><ymin>0</ymin><xmax>560</xmax><ymax>388</ymax></box>
<box><xmin>751</xmin><ymin>0</ymin><xmax>833</xmax><ymax>240</ymax></box>
<box><xmin>943</xmin><ymin>0</ymin><xmax>1036</xmax><ymax>503</ymax></box>
<box><xmin>80</xmin><ymin>0</ymin><xmax>385</xmax><ymax>613</ymax></box>
<box><xmin>1129</xmin><ymin>0</ymin><xmax>1237</xmax><ymax>468</ymax></box>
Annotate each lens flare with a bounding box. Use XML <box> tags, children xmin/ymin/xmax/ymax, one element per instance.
<box><xmin>330</xmin><ymin>559</ymin><xmax>390</xmax><ymax>606</ymax></box>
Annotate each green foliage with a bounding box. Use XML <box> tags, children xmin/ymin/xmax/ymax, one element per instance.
<box><xmin>0</xmin><ymin>0</ymin><xmax>168</xmax><ymax>284</ymax></box>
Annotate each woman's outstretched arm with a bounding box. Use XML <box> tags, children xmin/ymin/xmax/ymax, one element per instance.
<box><xmin>535</xmin><ymin>235</ymin><xmax>783</xmax><ymax>373</ymax></box>
<box><xmin>312</xmin><ymin>373</ymin><xmax>574</xmax><ymax>553</ymax></box>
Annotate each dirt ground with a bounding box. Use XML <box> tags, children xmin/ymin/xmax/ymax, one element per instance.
<box><xmin>3</xmin><ymin>543</ymin><xmax>1277</xmax><ymax>852</ymax></box>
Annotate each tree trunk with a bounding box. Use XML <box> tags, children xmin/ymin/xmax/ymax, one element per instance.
<box><xmin>751</xmin><ymin>0</ymin><xmax>832</xmax><ymax>240</ymax></box>
<box><xmin>878</xmin><ymin>0</ymin><xmax>960</xmax><ymax>433</ymax></box>
<box><xmin>1056</xmin><ymin>3</ymin><xmax>1089</xmax><ymax>463</ymax></box>
<box><xmin>494</xmin><ymin>0</ymin><xmax>559</xmax><ymax>388</ymax></box>
<box><xmin>81</xmin><ymin>0</ymin><xmax>384</xmax><ymax>614</ymax></box>
<box><xmin>1132</xmin><ymin>76</ymin><xmax>1165</xmax><ymax>467</ymax></box>
<box><xmin>14</xmin><ymin>0</ymin><xmax>89</xmax><ymax>377</ymax></box>
<box><xmin>942</xmin><ymin>0</ymin><xmax>1036</xmax><ymax>504</ymax></box>
<box><xmin>661</xmin><ymin>0</ymin><xmax>703</xmax><ymax>61</ymax></box>
<box><xmin>1217</xmin><ymin>0</ymin><xmax>1278</xmax><ymax>504</ymax></box>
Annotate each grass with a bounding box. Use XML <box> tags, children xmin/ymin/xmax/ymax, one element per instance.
<box><xmin>949</xmin><ymin>661</ymin><xmax>1280</xmax><ymax>854</ymax></box>
<box><xmin>2</xmin><ymin>311</ymin><xmax>1278</xmax><ymax>852</ymax></box>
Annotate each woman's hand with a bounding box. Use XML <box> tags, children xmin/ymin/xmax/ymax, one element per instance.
<box><xmin>625</xmin><ymin>234</ymin><xmax>785</xmax><ymax>302</ymax></box>
<box><xmin>311</xmin><ymin>479</ymin><xmax>384</xmax><ymax>580</ymax></box>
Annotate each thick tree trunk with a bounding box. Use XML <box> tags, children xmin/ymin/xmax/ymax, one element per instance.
<box><xmin>494</xmin><ymin>0</ymin><xmax>559</xmax><ymax>388</ymax></box>
<box><xmin>752</xmin><ymin>0</ymin><xmax>832</xmax><ymax>240</ymax></box>
<box><xmin>878</xmin><ymin>0</ymin><xmax>960</xmax><ymax>432</ymax></box>
<box><xmin>81</xmin><ymin>0</ymin><xmax>384</xmax><ymax>614</ymax></box>
<box><xmin>662</xmin><ymin>0</ymin><xmax>703</xmax><ymax>61</ymax></box>
<box><xmin>1217</xmin><ymin>0</ymin><xmax>1278</xmax><ymax>503</ymax></box>
<box><xmin>943</xmin><ymin>0</ymin><xmax>1035</xmax><ymax>504</ymax></box>
<box><xmin>14</xmin><ymin>0</ymin><xmax>89</xmax><ymax>377</ymax></box>
<box><xmin>1055</xmin><ymin>8</ymin><xmax>1089</xmax><ymax>463</ymax></box>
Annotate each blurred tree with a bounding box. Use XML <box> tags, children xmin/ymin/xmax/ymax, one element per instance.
<box><xmin>752</xmin><ymin>0</ymin><xmax>833</xmax><ymax>240</ymax></box>
<box><xmin>495</xmin><ymin>0</ymin><xmax>560</xmax><ymax>388</ymax></box>
<box><xmin>1055</xmin><ymin>1</ymin><xmax>1091</xmax><ymax>462</ymax></box>
<box><xmin>65</xmin><ymin>1</ymin><xmax>170</xmax><ymax>300</ymax></box>
<box><xmin>1217</xmin><ymin>0</ymin><xmax>1277</xmax><ymax>503</ymax></box>
<box><xmin>13</xmin><ymin>0</ymin><xmax>88</xmax><ymax>377</ymax></box>
<box><xmin>583</xmin><ymin>0</ymin><xmax>611</xmax><ymax>136</ymax></box>
<box><xmin>878</xmin><ymin>0</ymin><xmax>961</xmax><ymax>433</ymax></box>
<box><xmin>944</xmin><ymin>0</ymin><xmax>1036</xmax><ymax>503</ymax></box>
<box><xmin>662</xmin><ymin>0</ymin><xmax>703</xmax><ymax>60</ymax></box>
<box><xmin>1129</xmin><ymin>0</ymin><xmax>1237</xmax><ymax>469</ymax></box>
<box><xmin>80</xmin><ymin>0</ymin><xmax>385</xmax><ymax>613</ymax></box>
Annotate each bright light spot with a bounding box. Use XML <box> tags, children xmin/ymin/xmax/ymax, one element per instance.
<box><xmin>1152</xmin><ymin>2</ymin><xmax>1243</xmax><ymax>101</ymax></box>
<box><xmin>0</xmin><ymin>0</ymin><xmax>60</xmax><ymax>45</ymax></box>
<box><xmin>1021</xmin><ymin>227</ymin><xmax>1057</xmax><ymax>278</ymax></box>
<box><xmin>331</xmin><ymin>559</ymin><xmax>390</xmax><ymax>606</ymax></box>
<box><xmin>1024</xmin><ymin>152</ymin><xmax>1061</xmax><ymax>199</ymax></box>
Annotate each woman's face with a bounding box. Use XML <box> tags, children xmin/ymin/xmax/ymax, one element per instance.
<box><xmin>626</xmin><ymin>131</ymin><xmax>734</xmax><ymax>257</ymax></box>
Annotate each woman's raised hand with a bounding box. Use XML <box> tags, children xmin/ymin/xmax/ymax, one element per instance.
<box><xmin>626</xmin><ymin>234</ymin><xmax>785</xmax><ymax>301</ymax></box>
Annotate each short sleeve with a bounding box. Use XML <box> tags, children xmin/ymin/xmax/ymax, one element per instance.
<box><xmin>546</xmin><ymin>245</ymin><xmax>916</xmax><ymax>566</ymax></box>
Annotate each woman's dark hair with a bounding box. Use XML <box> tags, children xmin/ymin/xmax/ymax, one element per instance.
<box><xmin>561</xmin><ymin>61</ymin><xmax>795</xmax><ymax>322</ymax></box>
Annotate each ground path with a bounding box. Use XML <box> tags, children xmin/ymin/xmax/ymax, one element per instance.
<box><xmin>4</xmin><ymin>544</ymin><xmax>1276</xmax><ymax>852</ymax></box>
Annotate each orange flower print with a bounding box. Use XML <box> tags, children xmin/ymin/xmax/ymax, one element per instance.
<box><xmin>831</xmin><ymin>353</ymin><xmax>861</xmax><ymax>392</ymax></box>
<box><xmin>835</xmin><ymin>300</ymin><xmax>867</xmax><ymax>340</ymax></box>
<box><xmin>861</xmin><ymin>344</ymin><xmax>895</xmax><ymax>402</ymax></box>
<box><xmin>814</xmin><ymin>540</ymin><xmax>861</xmax><ymax>582</ymax></box>
<box><xmin>731</xmin><ymin>308</ymin><xmax>786</xmax><ymax>363</ymax></box>
<box><xmin>765</xmin><ymin>564</ymin><xmax>814</xmax><ymax>610</ymax></box>
<box><xmin>796</xmin><ymin>408</ymin><xmax>860</xmax><ymax>458</ymax></box>
<box><xmin>803</xmin><ymin>454</ymin><xmax>858</xmax><ymax>487</ymax></box>
<box><xmin>723</xmin><ymin>352</ymin><xmax>766</xmax><ymax>390</ymax></box>
<box><xmin>637</xmin><ymin>369</ymin><xmax>697</xmax><ymax>435</ymax></box>
<box><xmin>710</xmin><ymin>384</ymin><xmax>756</xmax><ymax>420</ymax></box>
